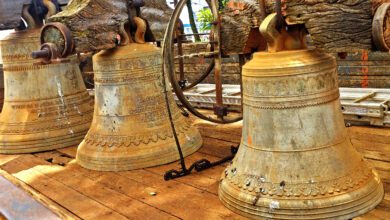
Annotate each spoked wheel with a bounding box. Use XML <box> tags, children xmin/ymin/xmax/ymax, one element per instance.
<box><xmin>163</xmin><ymin>0</ymin><xmax>243</xmax><ymax>124</ymax></box>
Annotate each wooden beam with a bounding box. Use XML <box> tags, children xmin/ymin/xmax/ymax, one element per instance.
<box><xmin>142</xmin><ymin>0</ymin><xmax>173</xmax><ymax>42</ymax></box>
<box><xmin>220</xmin><ymin>0</ymin><xmax>390</xmax><ymax>53</ymax></box>
<box><xmin>49</xmin><ymin>0</ymin><xmax>129</xmax><ymax>53</ymax></box>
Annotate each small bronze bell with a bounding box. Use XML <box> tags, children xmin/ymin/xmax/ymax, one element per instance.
<box><xmin>218</xmin><ymin>14</ymin><xmax>384</xmax><ymax>219</ymax></box>
<box><xmin>0</xmin><ymin>29</ymin><xmax>93</xmax><ymax>153</ymax></box>
<box><xmin>76</xmin><ymin>19</ymin><xmax>202</xmax><ymax>171</ymax></box>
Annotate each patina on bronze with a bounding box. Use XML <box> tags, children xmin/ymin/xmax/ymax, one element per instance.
<box><xmin>76</xmin><ymin>19</ymin><xmax>202</xmax><ymax>171</ymax></box>
<box><xmin>218</xmin><ymin>14</ymin><xmax>384</xmax><ymax>219</ymax></box>
<box><xmin>0</xmin><ymin>29</ymin><xmax>93</xmax><ymax>154</ymax></box>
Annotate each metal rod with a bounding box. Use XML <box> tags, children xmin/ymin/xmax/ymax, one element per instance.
<box><xmin>31</xmin><ymin>49</ymin><xmax>50</xmax><ymax>59</ymax></box>
<box><xmin>211</xmin><ymin>0</ymin><xmax>224</xmax><ymax>118</ymax></box>
<box><xmin>174</xmin><ymin>51</ymin><xmax>218</xmax><ymax>59</ymax></box>
<box><xmin>161</xmin><ymin>54</ymin><xmax>187</xmax><ymax>174</ymax></box>
<box><xmin>178</xmin><ymin>33</ymin><xmax>185</xmax><ymax>82</ymax></box>
<box><xmin>353</xmin><ymin>92</ymin><xmax>377</xmax><ymax>103</ymax></box>
<box><xmin>163</xmin><ymin>0</ymin><xmax>242</xmax><ymax>124</ymax></box>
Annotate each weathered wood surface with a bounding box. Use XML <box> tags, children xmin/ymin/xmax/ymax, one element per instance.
<box><xmin>0</xmin><ymin>112</ymin><xmax>388</xmax><ymax>219</ymax></box>
<box><xmin>49</xmin><ymin>0</ymin><xmax>172</xmax><ymax>53</ymax></box>
<box><xmin>337</xmin><ymin>51</ymin><xmax>390</xmax><ymax>88</ymax></box>
<box><xmin>220</xmin><ymin>0</ymin><xmax>272</xmax><ymax>54</ymax></box>
<box><xmin>285</xmin><ymin>0</ymin><xmax>374</xmax><ymax>52</ymax></box>
<box><xmin>175</xmin><ymin>42</ymin><xmax>241</xmax><ymax>84</ymax></box>
<box><xmin>221</xmin><ymin>0</ymin><xmax>390</xmax><ymax>54</ymax></box>
<box><xmin>173</xmin><ymin>43</ymin><xmax>390</xmax><ymax>87</ymax></box>
<box><xmin>49</xmin><ymin>0</ymin><xmax>129</xmax><ymax>53</ymax></box>
<box><xmin>142</xmin><ymin>0</ymin><xmax>173</xmax><ymax>42</ymax></box>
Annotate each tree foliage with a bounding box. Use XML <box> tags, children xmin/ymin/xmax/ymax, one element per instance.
<box><xmin>196</xmin><ymin>8</ymin><xmax>213</xmax><ymax>32</ymax></box>
<box><xmin>196</xmin><ymin>0</ymin><xmax>229</xmax><ymax>32</ymax></box>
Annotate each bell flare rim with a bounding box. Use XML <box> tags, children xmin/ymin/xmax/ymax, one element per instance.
<box><xmin>218</xmin><ymin>176</ymin><xmax>384</xmax><ymax>219</ymax></box>
<box><xmin>75</xmin><ymin>139</ymin><xmax>203</xmax><ymax>172</ymax></box>
<box><xmin>0</xmin><ymin>132</ymin><xmax>87</xmax><ymax>154</ymax></box>
<box><xmin>75</xmin><ymin>129</ymin><xmax>203</xmax><ymax>171</ymax></box>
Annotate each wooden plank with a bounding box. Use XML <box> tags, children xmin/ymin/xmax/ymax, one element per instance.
<box><xmin>56</xmin><ymin>146</ymin><xmax>78</xmax><ymax>158</ymax></box>
<box><xmin>4</xmin><ymin>154</ymin><xmax>177</xmax><ymax>219</ymax></box>
<box><xmin>145</xmin><ymin>152</ymin><xmax>227</xmax><ymax>195</ymax></box>
<box><xmin>198</xmin><ymin>126</ymin><xmax>241</xmax><ymax>143</ymax></box>
<box><xmin>351</xmin><ymin>138</ymin><xmax>390</xmax><ymax>153</ymax></box>
<box><xmin>366</xmin><ymin>159</ymin><xmax>390</xmax><ymax>172</ymax></box>
<box><xmin>1</xmin><ymin>154</ymin><xmax>48</xmax><ymax>174</ymax></box>
<box><xmin>1</xmin><ymin>155</ymin><xmax>128</xmax><ymax>220</ymax></box>
<box><xmin>33</xmin><ymin>164</ymin><xmax>177</xmax><ymax>220</ymax></box>
<box><xmin>348</xmin><ymin>127</ymin><xmax>390</xmax><ymax>145</ymax></box>
<box><xmin>338</xmin><ymin>77</ymin><xmax>390</xmax><ymax>88</ymax></box>
<box><xmin>198</xmin><ymin>137</ymin><xmax>238</xmax><ymax>158</ymax></box>
<box><xmin>377</xmin><ymin>170</ymin><xmax>390</xmax><ymax>184</ymax></box>
<box><xmin>56</xmin><ymin>132</ymin><xmax>231</xmax><ymax>195</ymax></box>
<box><xmin>34</xmin><ymin>151</ymin><xmax>74</xmax><ymax>166</ymax></box>
<box><xmin>357</xmin><ymin>149</ymin><xmax>390</xmax><ymax>163</ymax></box>
<box><xmin>0</xmin><ymin>154</ymin><xmax>20</xmax><ymax>166</ymax></box>
<box><xmin>355</xmin><ymin>208</ymin><xmax>390</xmax><ymax>220</ymax></box>
<box><xmin>48</xmin><ymin>159</ymin><xmax>244</xmax><ymax>219</ymax></box>
<box><xmin>377</xmin><ymin>191</ymin><xmax>390</xmax><ymax>211</ymax></box>
<box><xmin>0</xmin><ymin>122</ymin><xmax>388</xmax><ymax>220</ymax></box>
<box><xmin>48</xmin><ymin>149</ymin><xmax>243</xmax><ymax>219</ymax></box>
<box><xmin>0</xmin><ymin>170</ymin><xmax>77</xmax><ymax>220</ymax></box>
<box><xmin>338</xmin><ymin>66</ymin><xmax>390</xmax><ymax>76</ymax></box>
<box><xmin>118</xmin><ymin>170</ymin><xmax>245</xmax><ymax>219</ymax></box>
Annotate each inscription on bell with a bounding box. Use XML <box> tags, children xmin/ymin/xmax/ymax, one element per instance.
<box><xmin>76</xmin><ymin>43</ymin><xmax>202</xmax><ymax>171</ymax></box>
<box><xmin>219</xmin><ymin>49</ymin><xmax>384</xmax><ymax>219</ymax></box>
<box><xmin>0</xmin><ymin>30</ymin><xmax>93</xmax><ymax>154</ymax></box>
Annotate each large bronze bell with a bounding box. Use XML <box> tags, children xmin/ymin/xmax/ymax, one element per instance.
<box><xmin>218</xmin><ymin>14</ymin><xmax>384</xmax><ymax>219</ymax></box>
<box><xmin>0</xmin><ymin>29</ymin><xmax>93</xmax><ymax>153</ymax></box>
<box><xmin>76</xmin><ymin>41</ymin><xmax>203</xmax><ymax>171</ymax></box>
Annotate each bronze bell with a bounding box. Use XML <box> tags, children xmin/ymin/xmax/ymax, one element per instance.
<box><xmin>76</xmin><ymin>24</ymin><xmax>203</xmax><ymax>171</ymax></box>
<box><xmin>0</xmin><ymin>29</ymin><xmax>93</xmax><ymax>153</ymax></box>
<box><xmin>218</xmin><ymin>14</ymin><xmax>384</xmax><ymax>219</ymax></box>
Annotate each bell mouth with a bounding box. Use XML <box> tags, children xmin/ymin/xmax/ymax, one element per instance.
<box><xmin>219</xmin><ymin>173</ymin><xmax>384</xmax><ymax>220</ymax></box>
<box><xmin>220</xmin><ymin>41</ymin><xmax>384</xmax><ymax>219</ymax></box>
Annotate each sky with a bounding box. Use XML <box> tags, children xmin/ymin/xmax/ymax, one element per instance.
<box><xmin>165</xmin><ymin>0</ymin><xmax>209</xmax><ymax>26</ymax></box>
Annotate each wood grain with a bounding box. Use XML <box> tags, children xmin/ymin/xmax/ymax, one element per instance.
<box><xmin>220</xmin><ymin>0</ymin><xmax>390</xmax><ymax>53</ymax></box>
<box><xmin>0</xmin><ymin>118</ymin><xmax>388</xmax><ymax>219</ymax></box>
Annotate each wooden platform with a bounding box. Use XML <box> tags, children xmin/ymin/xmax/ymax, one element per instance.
<box><xmin>0</xmin><ymin>118</ymin><xmax>389</xmax><ymax>219</ymax></box>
